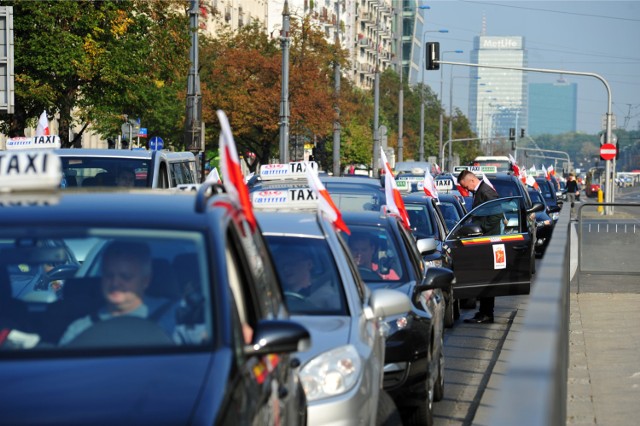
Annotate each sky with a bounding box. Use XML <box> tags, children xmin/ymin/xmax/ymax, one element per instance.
<box><xmin>422</xmin><ymin>0</ymin><xmax>640</xmax><ymax>135</ymax></box>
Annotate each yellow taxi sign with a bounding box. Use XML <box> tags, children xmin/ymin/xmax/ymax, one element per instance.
<box><xmin>0</xmin><ymin>151</ymin><xmax>63</xmax><ymax>192</ymax></box>
<box><xmin>259</xmin><ymin>161</ymin><xmax>318</xmax><ymax>181</ymax></box>
<box><xmin>6</xmin><ymin>135</ymin><xmax>62</xmax><ymax>150</ymax></box>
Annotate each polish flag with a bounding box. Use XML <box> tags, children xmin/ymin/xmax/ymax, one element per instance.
<box><xmin>217</xmin><ymin>110</ymin><xmax>257</xmax><ymax>231</ymax></box>
<box><xmin>36</xmin><ymin>111</ymin><xmax>50</xmax><ymax>136</ymax></box>
<box><xmin>529</xmin><ymin>165</ymin><xmax>537</xmax><ymax>175</ymax></box>
<box><xmin>206</xmin><ymin>166</ymin><xmax>222</xmax><ymax>184</ymax></box>
<box><xmin>451</xmin><ymin>174</ymin><xmax>470</xmax><ymax>197</ymax></box>
<box><xmin>527</xmin><ymin>175</ymin><xmax>539</xmax><ymax>190</ymax></box>
<box><xmin>422</xmin><ymin>170</ymin><xmax>439</xmax><ymax>201</ymax></box>
<box><xmin>381</xmin><ymin>148</ymin><xmax>410</xmax><ymax>229</ymax></box>
<box><xmin>509</xmin><ymin>154</ymin><xmax>526</xmax><ymax>185</ymax></box>
<box><xmin>548</xmin><ymin>165</ymin><xmax>556</xmax><ymax>177</ymax></box>
<box><xmin>305</xmin><ymin>162</ymin><xmax>350</xmax><ymax>235</ymax></box>
<box><xmin>434</xmin><ymin>163</ymin><xmax>442</xmax><ymax>175</ymax></box>
<box><xmin>542</xmin><ymin>165</ymin><xmax>551</xmax><ymax>181</ymax></box>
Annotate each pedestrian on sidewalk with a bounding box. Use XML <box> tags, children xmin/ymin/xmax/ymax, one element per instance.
<box><xmin>566</xmin><ymin>173</ymin><xmax>580</xmax><ymax>219</ymax></box>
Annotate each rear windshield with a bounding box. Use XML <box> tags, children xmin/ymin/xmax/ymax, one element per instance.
<box><xmin>60</xmin><ymin>157</ymin><xmax>150</xmax><ymax>188</ymax></box>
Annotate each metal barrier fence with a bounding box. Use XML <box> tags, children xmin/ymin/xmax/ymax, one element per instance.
<box><xmin>577</xmin><ymin>202</ymin><xmax>640</xmax><ymax>293</ymax></box>
<box><xmin>485</xmin><ymin>205</ymin><xmax>570</xmax><ymax>426</ymax></box>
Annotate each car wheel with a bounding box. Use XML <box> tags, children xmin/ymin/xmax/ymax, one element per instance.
<box><xmin>433</xmin><ymin>335</ymin><xmax>445</xmax><ymax>402</ymax></box>
<box><xmin>444</xmin><ymin>296</ymin><xmax>455</xmax><ymax>328</ymax></box>
<box><xmin>376</xmin><ymin>390</ymin><xmax>402</xmax><ymax>426</ymax></box>
<box><xmin>401</xmin><ymin>367</ymin><xmax>435</xmax><ymax>426</ymax></box>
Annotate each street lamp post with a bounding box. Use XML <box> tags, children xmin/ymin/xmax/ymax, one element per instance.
<box><xmin>438</xmin><ymin>49</ymin><xmax>462</xmax><ymax>166</ymax></box>
<box><xmin>419</xmin><ymin>27</ymin><xmax>448</xmax><ymax>162</ymax></box>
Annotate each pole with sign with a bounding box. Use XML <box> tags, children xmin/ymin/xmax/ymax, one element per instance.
<box><xmin>149</xmin><ymin>136</ymin><xmax>164</xmax><ymax>151</ymax></box>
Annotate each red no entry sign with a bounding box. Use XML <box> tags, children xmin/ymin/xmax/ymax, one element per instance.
<box><xmin>600</xmin><ymin>143</ymin><xmax>617</xmax><ymax>161</ymax></box>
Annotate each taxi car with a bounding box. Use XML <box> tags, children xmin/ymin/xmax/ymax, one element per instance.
<box><xmin>534</xmin><ymin>176</ymin><xmax>563</xmax><ymax>223</ymax></box>
<box><xmin>0</xmin><ymin>150</ymin><xmax>310</xmax><ymax>425</ymax></box>
<box><xmin>55</xmin><ymin>148</ymin><xmax>200</xmax><ymax>189</ymax></box>
<box><xmin>343</xmin><ymin>211</ymin><xmax>454</xmax><ymax>426</ymax></box>
<box><xmin>251</xmin><ymin>163</ymin><xmax>410</xmax><ymax>425</ymax></box>
<box><xmin>320</xmin><ymin>175</ymin><xmax>386</xmax><ymax>212</ymax></box>
<box><xmin>527</xmin><ymin>187</ymin><xmax>556</xmax><ymax>257</ymax></box>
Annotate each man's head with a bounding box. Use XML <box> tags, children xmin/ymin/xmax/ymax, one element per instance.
<box><xmin>101</xmin><ymin>241</ymin><xmax>151</xmax><ymax>314</ymax></box>
<box><xmin>348</xmin><ymin>232</ymin><xmax>377</xmax><ymax>267</ymax></box>
<box><xmin>116</xmin><ymin>168</ymin><xmax>136</xmax><ymax>187</ymax></box>
<box><xmin>276</xmin><ymin>246</ymin><xmax>314</xmax><ymax>291</ymax></box>
<box><xmin>457</xmin><ymin>170</ymin><xmax>480</xmax><ymax>193</ymax></box>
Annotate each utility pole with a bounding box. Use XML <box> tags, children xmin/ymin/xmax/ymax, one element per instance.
<box><xmin>279</xmin><ymin>1</ymin><xmax>291</xmax><ymax>163</ymax></box>
<box><xmin>332</xmin><ymin>1</ymin><xmax>341</xmax><ymax>176</ymax></box>
<box><xmin>185</xmin><ymin>0</ymin><xmax>202</xmax><ymax>153</ymax></box>
<box><xmin>396</xmin><ymin>5</ymin><xmax>403</xmax><ymax>162</ymax></box>
<box><xmin>372</xmin><ymin>4</ymin><xmax>380</xmax><ymax>178</ymax></box>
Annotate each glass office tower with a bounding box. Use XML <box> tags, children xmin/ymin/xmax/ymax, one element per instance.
<box><xmin>469</xmin><ymin>36</ymin><xmax>528</xmax><ymax>144</ymax></box>
<box><xmin>529</xmin><ymin>79</ymin><xmax>577</xmax><ymax>135</ymax></box>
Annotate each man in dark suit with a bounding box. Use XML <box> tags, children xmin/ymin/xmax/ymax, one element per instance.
<box><xmin>457</xmin><ymin>170</ymin><xmax>500</xmax><ymax>324</ymax></box>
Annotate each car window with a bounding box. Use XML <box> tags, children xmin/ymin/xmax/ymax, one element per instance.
<box><xmin>451</xmin><ymin>198</ymin><xmax>521</xmax><ymax>237</ymax></box>
<box><xmin>60</xmin><ymin>157</ymin><xmax>150</xmax><ymax>188</ymax></box>
<box><xmin>438</xmin><ymin>202</ymin><xmax>461</xmax><ymax>231</ymax></box>
<box><xmin>265</xmin><ymin>236</ymin><xmax>348</xmax><ymax>315</ymax></box>
<box><xmin>405</xmin><ymin>203</ymin><xmax>436</xmax><ymax>239</ymax></box>
<box><xmin>0</xmin><ymin>230</ymin><xmax>212</xmax><ymax>351</ymax></box>
<box><xmin>344</xmin><ymin>225</ymin><xmax>405</xmax><ymax>283</ymax></box>
<box><xmin>329</xmin><ymin>191</ymin><xmax>383</xmax><ymax>212</ymax></box>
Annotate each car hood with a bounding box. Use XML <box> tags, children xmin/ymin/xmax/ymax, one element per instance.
<box><xmin>0</xmin><ymin>352</ymin><xmax>212</xmax><ymax>425</ymax></box>
<box><xmin>291</xmin><ymin>315</ymin><xmax>352</xmax><ymax>364</ymax></box>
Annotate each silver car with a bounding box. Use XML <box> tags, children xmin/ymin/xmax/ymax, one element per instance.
<box><xmin>256</xmin><ymin>208</ymin><xmax>411</xmax><ymax>425</ymax></box>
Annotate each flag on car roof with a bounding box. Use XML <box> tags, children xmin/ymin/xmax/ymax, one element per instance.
<box><xmin>217</xmin><ymin>110</ymin><xmax>257</xmax><ymax>231</ymax></box>
<box><xmin>482</xmin><ymin>173</ymin><xmax>497</xmax><ymax>193</ymax></box>
<box><xmin>380</xmin><ymin>148</ymin><xmax>411</xmax><ymax>229</ymax></box>
<box><xmin>509</xmin><ymin>154</ymin><xmax>526</xmax><ymax>186</ymax></box>
<box><xmin>206</xmin><ymin>166</ymin><xmax>222</xmax><ymax>184</ymax></box>
<box><xmin>422</xmin><ymin>169</ymin><xmax>439</xmax><ymax>200</ymax></box>
<box><xmin>36</xmin><ymin>111</ymin><xmax>50</xmax><ymax>136</ymax></box>
<box><xmin>542</xmin><ymin>165</ymin><xmax>551</xmax><ymax>181</ymax></box>
<box><xmin>305</xmin><ymin>162</ymin><xmax>350</xmax><ymax>235</ymax></box>
<box><xmin>451</xmin><ymin>174</ymin><xmax>470</xmax><ymax>197</ymax></box>
<box><xmin>548</xmin><ymin>164</ymin><xmax>556</xmax><ymax>177</ymax></box>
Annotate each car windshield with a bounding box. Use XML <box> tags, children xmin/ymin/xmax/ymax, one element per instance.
<box><xmin>529</xmin><ymin>190</ymin><xmax>544</xmax><ymax>204</ymax></box>
<box><xmin>0</xmin><ymin>229</ymin><xmax>212</xmax><ymax>352</ymax></box>
<box><xmin>438</xmin><ymin>202</ymin><xmax>461</xmax><ymax>230</ymax></box>
<box><xmin>60</xmin><ymin>157</ymin><xmax>150</xmax><ymax>188</ymax></box>
<box><xmin>405</xmin><ymin>203</ymin><xmax>436</xmax><ymax>239</ymax></box>
<box><xmin>490</xmin><ymin>179</ymin><xmax>520</xmax><ymax>197</ymax></box>
<box><xmin>264</xmin><ymin>236</ymin><xmax>348</xmax><ymax>316</ymax></box>
<box><xmin>344</xmin><ymin>225</ymin><xmax>405</xmax><ymax>284</ymax></box>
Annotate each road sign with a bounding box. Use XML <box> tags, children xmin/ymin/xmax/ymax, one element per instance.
<box><xmin>138</xmin><ymin>127</ymin><xmax>147</xmax><ymax>138</ymax></box>
<box><xmin>149</xmin><ymin>136</ymin><xmax>164</xmax><ymax>151</ymax></box>
<box><xmin>600</xmin><ymin>143</ymin><xmax>617</xmax><ymax>161</ymax></box>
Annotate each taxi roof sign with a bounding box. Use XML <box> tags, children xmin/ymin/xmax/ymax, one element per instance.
<box><xmin>0</xmin><ymin>151</ymin><xmax>63</xmax><ymax>192</ymax></box>
<box><xmin>252</xmin><ymin>187</ymin><xmax>319</xmax><ymax>209</ymax></box>
<box><xmin>6</xmin><ymin>135</ymin><xmax>62</xmax><ymax>150</ymax></box>
<box><xmin>395</xmin><ymin>179</ymin><xmax>412</xmax><ymax>192</ymax></box>
<box><xmin>259</xmin><ymin>161</ymin><xmax>318</xmax><ymax>181</ymax></box>
<box><xmin>435</xmin><ymin>178</ymin><xmax>454</xmax><ymax>191</ymax></box>
<box><xmin>453</xmin><ymin>165</ymin><xmax>498</xmax><ymax>174</ymax></box>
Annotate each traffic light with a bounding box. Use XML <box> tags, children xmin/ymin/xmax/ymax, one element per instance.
<box><xmin>520</xmin><ymin>128</ymin><xmax>525</xmax><ymax>138</ymax></box>
<box><xmin>426</xmin><ymin>42</ymin><xmax>440</xmax><ymax>70</ymax></box>
<box><xmin>107</xmin><ymin>138</ymin><xmax>115</xmax><ymax>149</ymax></box>
<box><xmin>509</xmin><ymin>128</ymin><xmax>516</xmax><ymax>141</ymax></box>
<box><xmin>121</xmin><ymin>139</ymin><xmax>129</xmax><ymax>150</ymax></box>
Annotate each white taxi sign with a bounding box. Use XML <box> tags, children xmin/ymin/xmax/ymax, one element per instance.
<box><xmin>259</xmin><ymin>161</ymin><xmax>318</xmax><ymax>181</ymax></box>
<box><xmin>252</xmin><ymin>187</ymin><xmax>319</xmax><ymax>209</ymax></box>
<box><xmin>453</xmin><ymin>165</ymin><xmax>498</xmax><ymax>174</ymax></box>
<box><xmin>0</xmin><ymin>151</ymin><xmax>63</xmax><ymax>191</ymax></box>
<box><xmin>6</xmin><ymin>135</ymin><xmax>62</xmax><ymax>150</ymax></box>
<box><xmin>435</xmin><ymin>179</ymin><xmax>454</xmax><ymax>191</ymax></box>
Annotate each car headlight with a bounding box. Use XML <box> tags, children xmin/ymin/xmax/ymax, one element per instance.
<box><xmin>300</xmin><ymin>345</ymin><xmax>362</xmax><ymax>401</ymax></box>
<box><xmin>425</xmin><ymin>258</ymin><xmax>442</xmax><ymax>268</ymax></box>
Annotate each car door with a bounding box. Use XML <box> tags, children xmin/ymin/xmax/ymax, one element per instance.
<box><xmin>444</xmin><ymin>197</ymin><xmax>532</xmax><ymax>299</ymax></box>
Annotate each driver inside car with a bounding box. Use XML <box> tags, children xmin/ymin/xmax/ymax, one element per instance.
<box><xmin>348</xmin><ymin>232</ymin><xmax>399</xmax><ymax>280</ymax></box>
<box><xmin>275</xmin><ymin>246</ymin><xmax>333</xmax><ymax>309</ymax></box>
<box><xmin>58</xmin><ymin>241</ymin><xmax>177</xmax><ymax>346</ymax></box>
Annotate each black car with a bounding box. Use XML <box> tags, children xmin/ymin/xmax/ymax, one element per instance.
<box><xmin>402</xmin><ymin>193</ymin><xmax>458</xmax><ymax>328</ymax></box>
<box><xmin>436</xmin><ymin>193</ymin><xmax>468</xmax><ymax>232</ymax></box>
<box><xmin>535</xmin><ymin>176</ymin><xmax>563</xmax><ymax>223</ymax></box>
<box><xmin>0</xmin><ymin>150</ymin><xmax>309</xmax><ymax>425</ymax></box>
<box><xmin>320</xmin><ymin>176</ymin><xmax>387</xmax><ymax>212</ymax></box>
<box><xmin>342</xmin><ymin>211</ymin><xmax>453</xmax><ymax>425</ymax></box>
<box><xmin>527</xmin><ymin>187</ymin><xmax>557</xmax><ymax>256</ymax></box>
<box><xmin>444</xmin><ymin>195</ymin><xmax>544</xmax><ymax>300</ymax></box>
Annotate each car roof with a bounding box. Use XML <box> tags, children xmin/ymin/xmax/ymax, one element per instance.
<box><xmin>54</xmin><ymin>148</ymin><xmax>195</xmax><ymax>161</ymax></box>
<box><xmin>256</xmin><ymin>211</ymin><xmax>325</xmax><ymax>237</ymax></box>
<box><xmin>320</xmin><ymin>176</ymin><xmax>382</xmax><ymax>187</ymax></box>
<box><xmin>341</xmin><ymin>210</ymin><xmax>395</xmax><ymax>226</ymax></box>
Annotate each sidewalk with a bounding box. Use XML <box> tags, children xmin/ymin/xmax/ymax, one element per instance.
<box><xmin>566</xmin><ymin>223</ymin><xmax>640</xmax><ymax>425</ymax></box>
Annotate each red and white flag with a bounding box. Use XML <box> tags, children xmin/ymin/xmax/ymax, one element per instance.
<box><xmin>434</xmin><ymin>163</ymin><xmax>442</xmax><ymax>175</ymax></box>
<box><xmin>217</xmin><ymin>110</ymin><xmax>257</xmax><ymax>231</ymax></box>
<box><xmin>206</xmin><ymin>166</ymin><xmax>222</xmax><ymax>184</ymax></box>
<box><xmin>451</xmin><ymin>174</ymin><xmax>470</xmax><ymax>197</ymax></box>
<box><xmin>548</xmin><ymin>165</ymin><xmax>556</xmax><ymax>177</ymax></box>
<box><xmin>527</xmin><ymin>175</ymin><xmax>539</xmax><ymax>190</ymax></box>
<box><xmin>36</xmin><ymin>111</ymin><xmax>50</xmax><ymax>136</ymax></box>
<box><xmin>422</xmin><ymin>170</ymin><xmax>439</xmax><ymax>200</ymax></box>
<box><xmin>542</xmin><ymin>165</ymin><xmax>551</xmax><ymax>181</ymax></box>
<box><xmin>380</xmin><ymin>148</ymin><xmax>410</xmax><ymax>229</ymax></box>
<box><xmin>529</xmin><ymin>165</ymin><xmax>537</xmax><ymax>175</ymax></box>
<box><xmin>509</xmin><ymin>154</ymin><xmax>526</xmax><ymax>185</ymax></box>
<box><xmin>305</xmin><ymin>162</ymin><xmax>350</xmax><ymax>235</ymax></box>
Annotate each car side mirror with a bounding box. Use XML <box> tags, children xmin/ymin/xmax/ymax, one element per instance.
<box><xmin>416</xmin><ymin>237</ymin><xmax>437</xmax><ymax>255</ymax></box>
<box><xmin>457</xmin><ymin>223</ymin><xmax>483</xmax><ymax>238</ymax></box>
<box><xmin>416</xmin><ymin>267</ymin><xmax>454</xmax><ymax>293</ymax></box>
<box><xmin>548</xmin><ymin>205</ymin><xmax>561</xmax><ymax>214</ymax></box>
<box><xmin>527</xmin><ymin>203</ymin><xmax>545</xmax><ymax>214</ymax></box>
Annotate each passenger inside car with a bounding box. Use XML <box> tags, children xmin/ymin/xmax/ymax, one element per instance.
<box><xmin>348</xmin><ymin>232</ymin><xmax>399</xmax><ymax>281</ymax></box>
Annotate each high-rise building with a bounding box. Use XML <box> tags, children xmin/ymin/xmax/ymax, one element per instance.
<box><xmin>528</xmin><ymin>78</ymin><xmax>577</xmax><ymax>135</ymax></box>
<box><xmin>469</xmin><ymin>36</ymin><xmax>528</xmax><ymax>145</ymax></box>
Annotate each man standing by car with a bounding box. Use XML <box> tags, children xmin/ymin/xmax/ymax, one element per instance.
<box><xmin>457</xmin><ymin>170</ymin><xmax>499</xmax><ymax>324</ymax></box>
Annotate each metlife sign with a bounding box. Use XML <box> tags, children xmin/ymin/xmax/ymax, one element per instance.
<box><xmin>479</xmin><ymin>36</ymin><xmax>522</xmax><ymax>50</ymax></box>
<box><xmin>0</xmin><ymin>6</ymin><xmax>14</xmax><ymax>114</ymax></box>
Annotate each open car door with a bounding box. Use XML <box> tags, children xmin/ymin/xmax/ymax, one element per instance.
<box><xmin>444</xmin><ymin>196</ymin><xmax>533</xmax><ymax>299</ymax></box>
